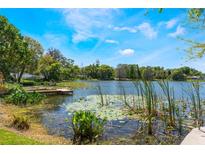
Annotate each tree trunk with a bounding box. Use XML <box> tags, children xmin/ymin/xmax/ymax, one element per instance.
<box><xmin>17</xmin><ymin>66</ymin><xmax>25</xmax><ymax>83</ymax></box>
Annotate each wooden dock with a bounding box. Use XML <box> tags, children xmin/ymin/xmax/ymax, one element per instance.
<box><xmin>25</xmin><ymin>87</ymin><xmax>73</xmax><ymax>95</ymax></box>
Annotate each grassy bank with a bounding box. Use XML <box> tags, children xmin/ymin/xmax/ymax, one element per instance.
<box><xmin>0</xmin><ymin>129</ymin><xmax>40</xmax><ymax>145</ymax></box>
<box><xmin>56</xmin><ymin>81</ymin><xmax>88</xmax><ymax>89</ymax></box>
<box><xmin>0</xmin><ymin>102</ymin><xmax>71</xmax><ymax>145</ymax></box>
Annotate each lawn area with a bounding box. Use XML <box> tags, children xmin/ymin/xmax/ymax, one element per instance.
<box><xmin>0</xmin><ymin>129</ymin><xmax>41</xmax><ymax>145</ymax></box>
<box><xmin>56</xmin><ymin>81</ymin><xmax>88</xmax><ymax>89</ymax></box>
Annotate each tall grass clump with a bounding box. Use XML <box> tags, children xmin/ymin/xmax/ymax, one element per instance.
<box><xmin>133</xmin><ymin>81</ymin><xmax>145</xmax><ymax>110</ymax></box>
<box><xmin>71</xmin><ymin>110</ymin><xmax>106</xmax><ymax>144</ymax></box>
<box><xmin>5</xmin><ymin>87</ymin><xmax>45</xmax><ymax>106</ymax></box>
<box><xmin>136</xmin><ymin>80</ymin><xmax>157</xmax><ymax>135</ymax></box>
<box><xmin>142</xmin><ymin>81</ymin><xmax>157</xmax><ymax>135</ymax></box>
<box><xmin>119</xmin><ymin>83</ymin><xmax>136</xmax><ymax>113</ymax></box>
<box><xmin>96</xmin><ymin>83</ymin><xmax>104</xmax><ymax>106</ymax></box>
<box><xmin>158</xmin><ymin>80</ymin><xmax>176</xmax><ymax>126</ymax></box>
<box><xmin>11</xmin><ymin>115</ymin><xmax>30</xmax><ymax>131</ymax></box>
<box><xmin>186</xmin><ymin>82</ymin><xmax>203</xmax><ymax>130</ymax></box>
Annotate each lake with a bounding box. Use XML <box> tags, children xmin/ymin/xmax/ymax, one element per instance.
<box><xmin>40</xmin><ymin>81</ymin><xmax>205</xmax><ymax>144</ymax></box>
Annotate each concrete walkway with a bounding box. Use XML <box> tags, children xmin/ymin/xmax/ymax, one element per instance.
<box><xmin>181</xmin><ymin>127</ymin><xmax>205</xmax><ymax>145</ymax></box>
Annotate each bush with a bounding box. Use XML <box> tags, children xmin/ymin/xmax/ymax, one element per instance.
<box><xmin>5</xmin><ymin>87</ymin><xmax>45</xmax><ymax>105</ymax></box>
<box><xmin>20</xmin><ymin>80</ymin><xmax>36</xmax><ymax>86</ymax></box>
<box><xmin>71</xmin><ymin>110</ymin><xmax>106</xmax><ymax>144</ymax></box>
<box><xmin>170</xmin><ymin>70</ymin><xmax>186</xmax><ymax>81</ymax></box>
<box><xmin>11</xmin><ymin>115</ymin><xmax>30</xmax><ymax>131</ymax></box>
<box><xmin>40</xmin><ymin>81</ymin><xmax>56</xmax><ymax>86</ymax></box>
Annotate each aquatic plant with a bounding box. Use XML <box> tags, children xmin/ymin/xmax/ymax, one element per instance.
<box><xmin>11</xmin><ymin>115</ymin><xmax>30</xmax><ymax>131</ymax></box>
<box><xmin>158</xmin><ymin>80</ymin><xmax>176</xmax><ymax>126</ymax></box>
<box><xmin>71</xmin><ymin>110</ymin><xmax>106</xmax><ymax>144</ymax></box>
<box><xmin>96</xmin><ymin>83</ymin><xmax>104</xmax><ymax>106</ymax></box>
<box><xmin>175</xmin><ymin>106</ymin><xmax>183</xmax><ymax>136</ymax></box>
<box><xmin>140</xmin><ymin>80</ymin><xmax>157</xmax><ymax>135</ymax></box>
<box><xmin>5</xmin><ymin>87</ymin><xmax>45</xmax><ymax>106</ymax></box>
<box><xmin>119</xmin><ymin>83</ymin><xmax>135</xmax><ymax>112</ymax></box>
<box><xmin>186</xmin><ymin>82</ymin><xmax>204</xmax><ymax>130</ymax></box>
<box><xmin>66</xmin><ymin>95</ymin><xmax>127</xmax><ymax>121</ymax></box>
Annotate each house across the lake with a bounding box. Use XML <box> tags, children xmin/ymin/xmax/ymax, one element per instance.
<box><xmin>186</xmin><ymin>76</ymin><xmax>201</xmax><ymax>80</ymax></box>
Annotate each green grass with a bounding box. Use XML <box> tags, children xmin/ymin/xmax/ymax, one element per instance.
<box><xmin>0</xmin><ymin>129</ymin><xmax>41</xmax><ymax>145</ymax></box>
<box><xmin>56</xmin><ymin>81</ymin><xmax>88</xmax><ymax>89</ymax></box>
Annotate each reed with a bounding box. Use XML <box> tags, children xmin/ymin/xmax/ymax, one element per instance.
<box><xmin>120</xmin><ymin>83</ymin><xmax>135</xmax><ymax>112</ymax></box>
<box><xmin>139</xmin><ymin>80</ymin><xmax>156</xmax><ymax>135</ymax></box>
<box><xmin>158</xmin><ymin>80</ymin><xmax>175</xmax><ymax>126</ymax></box>
<box><xmin>186</xmin><ymin>82</ymin><xmax>203</xmax><ymax>130</ymax></box>
<box><xmin>96</xmin><ymin>83</ymin><xmax>104</xmax><ymax>106</ymax></box>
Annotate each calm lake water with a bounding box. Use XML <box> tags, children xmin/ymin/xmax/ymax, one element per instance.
<box><xmin>40</xmin><ymin>81</ymin><xmax>205</xmax><ymax>143</ymax></box>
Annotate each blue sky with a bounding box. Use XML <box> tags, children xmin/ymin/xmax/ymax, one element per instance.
<box><xmin>1</xmin><ymin>8</ymin><xmax>205</xmax><ymax>72</ymax></box>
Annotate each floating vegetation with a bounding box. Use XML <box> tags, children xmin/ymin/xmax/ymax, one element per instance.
<box><xmin>66</xmin><ymin>95</ymin><xmax>135</xmax><ymax>121</ymax></box>
<box><xmin>44</xmin><ymin>81</ymin><xmax>205</xmax><ymax>144</ymax></box>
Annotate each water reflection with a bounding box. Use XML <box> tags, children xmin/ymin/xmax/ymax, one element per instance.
<box><xmin>40</xmin><ymin>81</ymin><xmax>205</xmax><ymax>142</ymax></box>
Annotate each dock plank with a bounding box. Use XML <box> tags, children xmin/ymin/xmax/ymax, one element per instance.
<box><xmin>26</xmin><ymin>88</ymin><xmax>73</xmax><ymax>95</ymax></box>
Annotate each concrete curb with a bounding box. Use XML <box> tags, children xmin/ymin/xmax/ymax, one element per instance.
<box><xmin>181</xmin><ymin>127</ymin><xmax>205</xmax><ymax>145</ymax></box>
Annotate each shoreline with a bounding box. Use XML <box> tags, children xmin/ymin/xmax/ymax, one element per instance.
<box><xmin>0</xmin><ymin>102</ymin><xmax>72</xmax><ymax>145</ymax></box>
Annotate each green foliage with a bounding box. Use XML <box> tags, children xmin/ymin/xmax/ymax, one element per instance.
<box><xmin>170</xmin><ymin>70</ymin><xmax>186</xmax><ymax>81</ymax></box>
<box><xmin>71</xmin><ymin>110</ymin><xmax>106</xmax><ymax>144</ymax></box>
<box><xmin>38</xmin><ymin>48</ymin><xmax>76</xmax><ymax>81</ymax></box>
<box><xmin>20</xmin><ymin>79</ymin><xmax>36</xmax><ymax>86</ymax></box>
<box><xmin>98</xmin><ymin>65</ymin><xmax>114</xmax><ymax>80</ymax></box>
<box><xmin>82</xmin><ymin>61</ymin><xmax>115</xmax><ymax>80</ymax></box>
<box><xmin>0</xmin><ymin>16</ymin><xmax>28</xmax><ymax>81</ymax></box>
<box><xmin>0</xmin><ymin>129</ymin><xmax>40</xmax><ymax>145</ymax></box>
<box><xmin>142</xmin><ymin>67</ymin><xmax>154</xmax><ymax>81</ymax></box>
<box><xmin>188</xmin><ymin>9</ymin><xmax>205</xmax><ymax>22</ymax></box>
<box><xmin>11</xmin><ymin>115</ymin><xmax>30</xmax><ymax>131</ymax></box>
<box><xmin>22</xmin><ymin>36</ymin><xmax>44</xmax><ymax>74</ymax></box>
<box><xmin>181</xmin><ymin>9</ymin><xmax>205</xmax><ymax>59</ymax></box>
<box><xmin>5</xmin><ymin>87</ymin><xmax>45</xmax><ymax>105</ymax></box>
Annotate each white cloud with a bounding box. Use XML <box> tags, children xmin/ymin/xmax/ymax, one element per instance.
<box><xmin>166</xmin><ymin>19</ymin><xmax>178</xmax><ymax>29</ymax></box>
<box><xmin>158</xmin><ymin>18</ymin><xmax>178</xmax><ymax>29</ymax></box>
<box><xmin>113</xmin><ymin>22</ymin><xmax>157</xmax><ymax>39</ymax></box>
<box><xmin>119</xmin><ymin>48</ymin><xmax>135</xmax><ymax>56</ymax></box>
<box><xmin>61</xmin><ymin>9</ymin><xmax>117</xmax><ymax>43</ymax></box>
<box><xmin>105</xmin><ymin>39</ymin><xmax>119</xmax><ymax>44</ymax></box>
<box><xmin>43</xmin><ymin>33</ymin><xmax>68</xmax><ymax>47</ymax></box>
<box><xmin>168</xmin><ymin>25</ymin><xmax>185</xmax><ymax>37</ymax></box>
<box><xmin>113</xmin><ymin>26</ymin><xmax>137</xmax><ymax>33</ymax></box>
<box><xmin>137</xmin><ymin>22</ymin><xmax>157</xmax><ymax>39</ymax></box>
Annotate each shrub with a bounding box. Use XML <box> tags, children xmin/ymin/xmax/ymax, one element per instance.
<box><xmin>20</xmin><ymin>80</ymin><xmax>36</xmax><ymax>86</ymax></box>
<box><xmin>11</xmin><ymin>115</ymin><xmax>30</xmax><ymax>131</ymax></box>
<box><xmin>40</xmin><ymin>81</ymin><xmax>56</xmax><ymax>86</ymax></box>
<box><xmin>170</xmin><ymin>70</ymin><xmax>186</xmax><ymax>81</ymax></box>
<box><xmin>71</xmin><ymin>110</ymin><xmax>106</xmax><ymax>144</ymax></box>
<box><xmin>5</xmin><ymin>87</ymin><xmax>45</xmax><ymax>105</ymax></box>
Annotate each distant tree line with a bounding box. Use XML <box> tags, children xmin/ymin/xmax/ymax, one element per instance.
<box><xmin>0</xmin><ymin>15</ymin><xmax>204</xmax><ymax>82</ymax></box>
<box><xmin>80</xmin><ymin>63</ymin><xmax>204</xmax><ymax>81</ymax></box>
<box><xmin>114</xmin><ymin>64</ymin><xmax>203</xmax><ymax>81</ymax></box>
